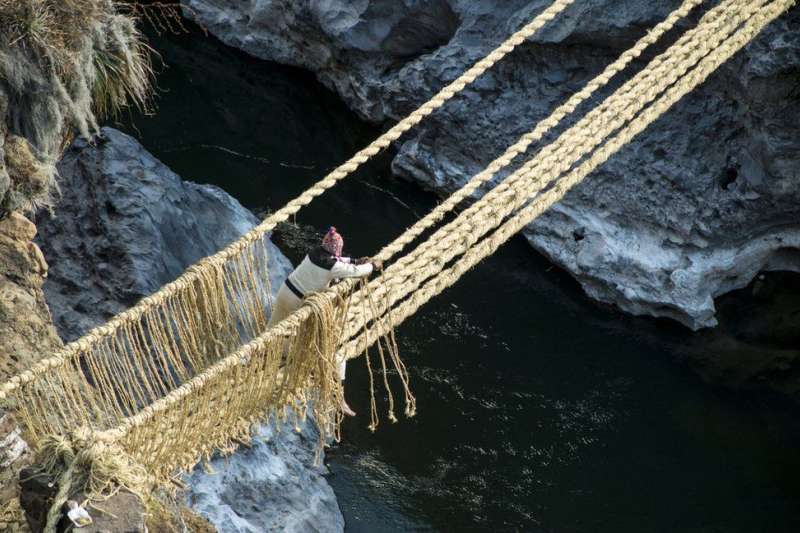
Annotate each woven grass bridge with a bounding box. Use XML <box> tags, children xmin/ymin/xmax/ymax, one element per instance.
<box><xmin>0</xmin><ymin>0</ymin><xmax>795</xmax><ymax>506</ymax></box>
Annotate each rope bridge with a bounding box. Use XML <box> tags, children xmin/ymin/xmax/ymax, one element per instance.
<box><xmin>0</xmin><ymin>0</ymin><xmax>793</xmax><ymax>501</ymax></box>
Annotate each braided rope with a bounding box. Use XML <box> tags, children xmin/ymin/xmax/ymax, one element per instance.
<box><xmin>374</xmin><ymin>0</ymin><xmax>706</xmax><ymax>264</ymax></box>
<box><xmin>86</xmin><ymin>0</ymin><xmax>784</xmax><ymax>478</ymax></box>
<box><xmin>0</xmin><ymin>0</ymin><xmax>576</xmax><ymax>400</ymax></box>
<box><xmin>290</xmin><ymin>0</ymin><xmax>712</xmax><ymax>346</ymax></box>
<box><xmin>340</xmin><ymin>0</ymin><xmax>797</xmax><ymax>359</ymax></box>
<box><xmin>341</xmin><ymin>0</ymin><xmax>761</xmax><ymax>337</ymax></box>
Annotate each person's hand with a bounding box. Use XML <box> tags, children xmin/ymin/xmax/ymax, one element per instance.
<box><xmin>371</xmin><ymin>259</ymin><xmax>384</xmax><ymax>270</ymax></box>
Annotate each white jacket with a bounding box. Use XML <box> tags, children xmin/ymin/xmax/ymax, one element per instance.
<box><xmin>286</xmin><ymin>246</ymin><xmax>373</xmax><ymax>298</ymax></box>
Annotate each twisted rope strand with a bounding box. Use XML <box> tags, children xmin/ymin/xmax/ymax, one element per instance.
<box><xmin>374</xmin><ymin>0</ymin><xmax>706</xmax><ymax>264</ymax></box>
<box><xmin>0</xmin><ymin>0</ymin><xmax>575</xmax><ymax>400</ymax></box>
<box><xmin>341</xmin><ymin>0</ymin><xmax>759</xmax><ymax>339</ymax></box>
<box><xmin>340</xmin><ymin>0</ymin><xmax>795</xmax><ymax>359</ymax></box>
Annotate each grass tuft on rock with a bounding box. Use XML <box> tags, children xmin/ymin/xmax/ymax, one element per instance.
<box><xmin>3</xmin><ymin>135</ymin><xmax>57</xmax><ymax>212</ymax></box>
<box><xmin>0</xmin><ymin>0</ymin><xmax>156</xmax><ymax>215</ymax></box>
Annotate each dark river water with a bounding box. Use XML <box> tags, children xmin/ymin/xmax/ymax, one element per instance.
<box><xmin>119</xmin><ymin>25</ymin><xmax>800</xmax><ymax>533</ymax></box>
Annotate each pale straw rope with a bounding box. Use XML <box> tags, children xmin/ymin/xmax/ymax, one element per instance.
<box><xmin>373</xmin><ymin>0</ymin><xmax>706</xmax><ymax>264</ymax></box>
<box><xmin>318</xmin><ymin>0</ymin><xmax>708</xmax><ymax>318</ymax></box>
<box><xmin>340</xmin><ymin>0</ymin><xmax>796</xmax><ymax>359</ymax></box>
<box><xmin>93</xmin><ymin>0</ymin><xmax>771</xmax><ymax>469</ymax></box>
<box><xmin>0</xmin><ymin>0</ymin><xmax>576</xmax><ymax>400</ymax></box>
<box><xmin>340</xmin><ymin>0</ymin><xmax>761</xmax><ymax>338</ymax></box>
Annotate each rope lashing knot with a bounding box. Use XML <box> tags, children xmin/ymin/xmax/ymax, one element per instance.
<box><xmin>37</xmin><ymin>428</ymin><xmax>150</xmax><ymax>533</ymax></box>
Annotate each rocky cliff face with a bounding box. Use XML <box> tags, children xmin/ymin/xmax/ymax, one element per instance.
<box><xmin>182</xmin><ymin>0</ymin><xmax>800</xmax><ymax>329</ymax></box>
<box><xmin>36</xmin><ymin>127</ymin><xmax>344</xmax><ymax>532</ymax></box>
<box><xmin>0</xmin><ymin>211</ymin><xmax>61</xmax><ymax>531</ymax></box>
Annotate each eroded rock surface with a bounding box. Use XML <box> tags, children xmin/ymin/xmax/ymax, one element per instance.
<box><xmin>19</xmin><ymin>468</ymin><xmax>146</xmax><ymax>533</ymax></box>
<box><xmin>38</xmin><ymin>128</ymin><xmax>291</xmax><ymax>342</ymax></box>
<box><xmin>182</xmin><ymin>0</ymin><xmax>800</xmax><ymax>329</ymax></box>
<box><xmin>0</xmin><ymin>213</ymin><xmax>60</xmax><ymax>377</ymax></box>
<box><xmin>186</xmin><ymin>422</ymin><xmax>344</xmax><ymax>533</ymax></box>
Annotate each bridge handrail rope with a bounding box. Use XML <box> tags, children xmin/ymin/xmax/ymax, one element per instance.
<box><xmin>97</xmin><ymin>0</ymin><xmax>726</xmax><ymax>445</ymax></box>
<box><xmin>371</xmin><ymin>0</ymin><xmax>706</xmax><ymax>266</ymax></box>
<box><xmin>340</xmin><ymin>0</ymin><xmax>795</xmax><ymax>359</ymax></box>
<box><xmin>0</xmin><ymin>0</ymin><xmax>793</xmax><ymax>501</ymax></box>
<box><xmin>76</xmin><ymin>0</ymin><xmax>787</xmax><ymax>482</ymax></box>
<box><xmin>0</xmin><ymin>0</ymin><xmax>577</xmax><ymax>401</ymax></box>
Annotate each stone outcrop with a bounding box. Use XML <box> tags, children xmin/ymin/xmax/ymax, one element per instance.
<box><xmin>35</xmin><ymin>127</ymin><xmax>344</xmax><ymax>532</ymax></box>
<box><xmin>0</xmin><ymin>212</ymin><xmax>60</xmax><ymax>378</ymax></box>
<box><xmin>0</xmin><ymin>412</ymin><xmax>32</xmax><ymax>532</ymax></box>
<box><xmin>0</xmin><ymin>211</ymin><xmax>60</xmax><ymax>532</ymax></box>
<box><xmin>38</xmin><ymin>128</ymin><xmax>290</xmax><ymax>342</ymax></box>
<box><xmin>187</xmin><ymin>422</ymin><xmax>344</xmax><ymax>533</ymax></box>
<box><xmin>182</xmin><ymin>0</ymin><xmax>800</xmax><ymax>330</ymax></box>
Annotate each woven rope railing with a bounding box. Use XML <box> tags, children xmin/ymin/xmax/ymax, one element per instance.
<box><xmin>49</xmin><ymin>0</ymin><xmax>790</xmax><ymax>487</ymax></box>
<box><xmin>91</xmin><ymin>0</ymin><xmax>724</xmax><ymax>448</ymax></box>
<box><xmin>0</xmin><ymin>0</ymin><xmax>574</xmax><ymax>399</ymax></box>
<box><xmin>0</xmin><ymin>1</ymin><xmax>577</xmax><ymax>444</ymax></box>
<box><xmin>2</xmin><ymin>0</ymin><xmax>793</xmax><ymax>500</ymax></box>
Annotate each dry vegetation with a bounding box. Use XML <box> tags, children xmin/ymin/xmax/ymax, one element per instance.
<box><xmin>0</xmin><ymin>0</ymin><xmax>156</xmax><ymax>126</ymax></box>
<box><xmin>3</xmin><ymin>136</ymin><xmax>55</xmax><ymax>213</ymax></box>
<box><xmin>0</xmin><ymin>0</ymin><xmax>172</xmax><ymax>214</ymax></box>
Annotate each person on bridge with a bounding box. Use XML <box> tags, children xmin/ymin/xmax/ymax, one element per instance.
<box><xmin>268</xmin><ymin>226</ymin><xmax>381</xmax><ymax>417</ymax></box>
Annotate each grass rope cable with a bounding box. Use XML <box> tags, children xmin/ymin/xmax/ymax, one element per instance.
<box><xmin>0</xmin><ymin>0</ymin><xmax>792</xmax><ymax>501</ymax></box>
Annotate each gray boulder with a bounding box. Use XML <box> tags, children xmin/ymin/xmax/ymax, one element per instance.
<box><xmin>187</xmin><ymin>422</ymin><xmax>344</xmax><ymax>533</ymax></box>
<box><xmin>39</xmin><ymin>127</ymin><xmax>291</xmax><ymax>342</ymax></box>
<box><xmin>36</xmin><ymin>127</ymin><xmax>344</xmax><ymax>532</ymax></box>
<box><xmin>182</xmin><ymin>0</ymin><xmax>800</xmax><ymax>329</ymax></box>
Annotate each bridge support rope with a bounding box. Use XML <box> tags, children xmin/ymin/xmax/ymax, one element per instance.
<box><xmin>2</xmin><ymin>0</ymin><xmax>794</xmax><ymax>502</ymax></box>
<box><xmin>0</xmin><ymin>0</ymin><xmax>577</xmax><ymax>403</ymax></box>
<box><xmin>340</xmin><ymin>0</ymin><xmax>767</xmax><ymax>341</ymax></box>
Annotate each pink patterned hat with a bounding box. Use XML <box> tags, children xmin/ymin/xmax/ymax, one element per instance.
<box><xmin>321</xmin><ymin>226</ymin><xmax>344</xmax><ymax>257</ymax></box>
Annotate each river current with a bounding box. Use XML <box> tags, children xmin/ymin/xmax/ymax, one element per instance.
<box><xmin>120</xmin><ymin>25</ymin><xmax>800</xmax><ymax>533</ymax></box>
